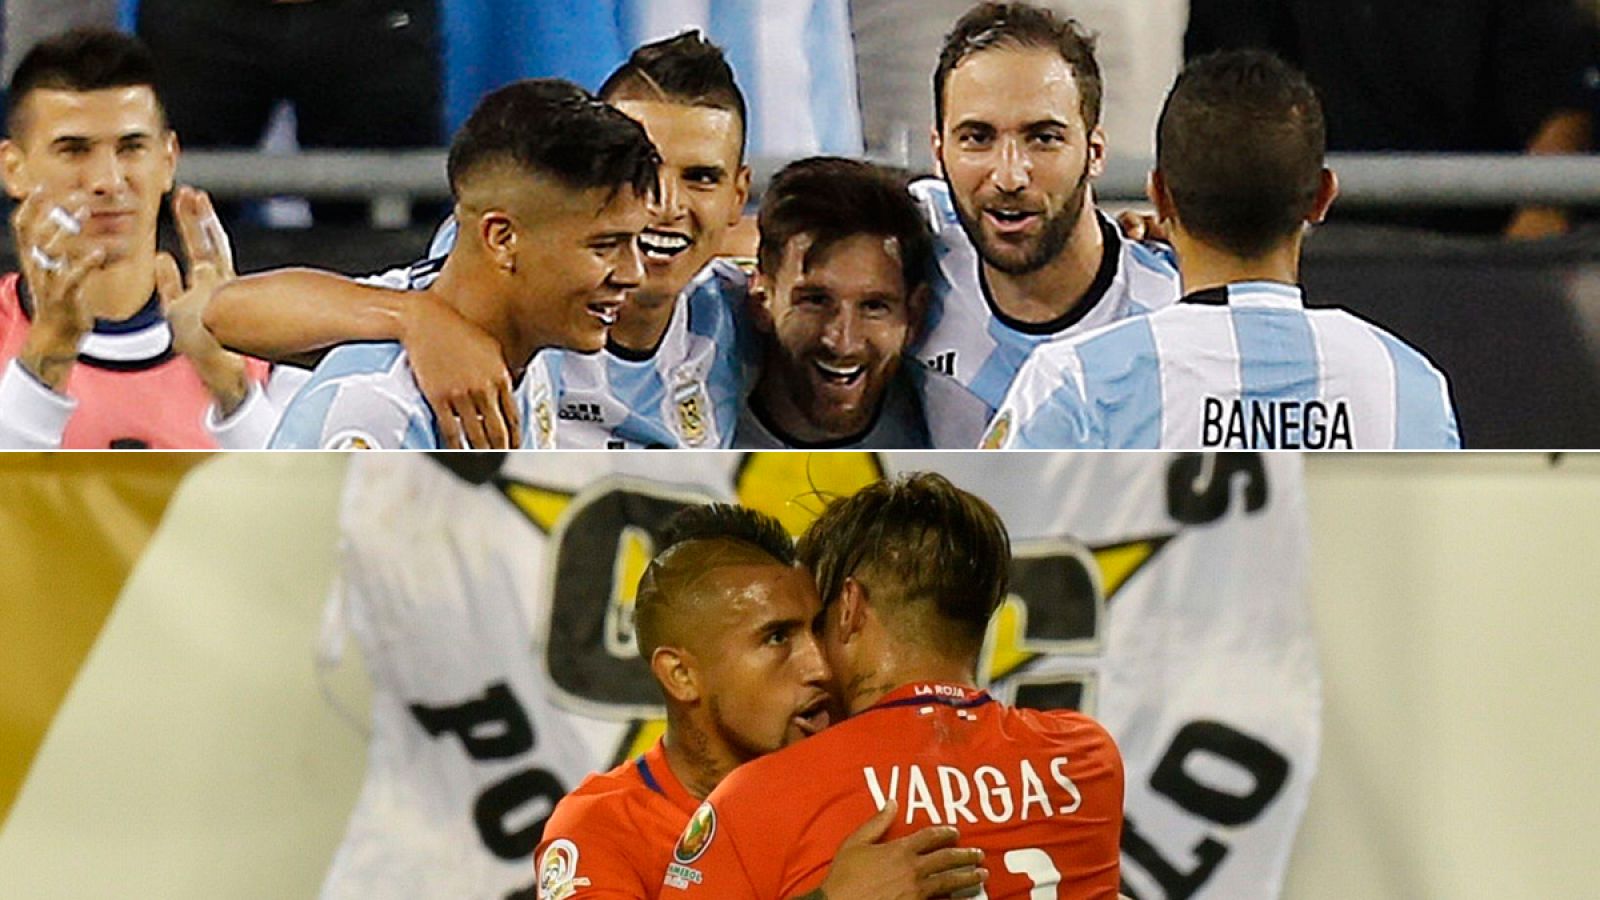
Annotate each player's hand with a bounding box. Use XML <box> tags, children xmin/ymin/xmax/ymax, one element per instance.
<box><xmin>401</xmin><ymin>291</ymin><xmax>519</xmax><ymax>449</ymax></box>
<box><xmin>14</xmin><ymin>187</ymin><xmax>105</xmax><ymax>389</ymax></box>
<box><xmin>814</xmin><ymin>800</ymin><xmax>987</xmax><ymax>900</ymax></box>
<box><xmin>1116</xmin><ymin>208</ymin><xmax>1169</xmax><ymax>244</ymax></box>
<box><xmin>173</xmin><ymin>185</ymin><xmax>236</xmax><ymax>281</ymax></box>
<box><xmin>156</xmin><ymin>226</ymin><xmax>248</xmax><ymax>418</ymax></box>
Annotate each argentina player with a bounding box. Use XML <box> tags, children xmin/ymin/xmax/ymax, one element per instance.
<box><xmin>912</xmin><ymin>2</ymin><xmax>1181</xmax><ymax>411</ymax></box>
<box><xmin>207</xmin><ymin>33</ymin><xmax>754</xmax><ymax>449</ymax></box>
<box><xmin>987</xmin><ymin>51</ymin><xmax>1459</xmax><ymax>450</ymax></box>
<box><xmin>266</xmin><ymin>81</ymin><xmax>658</xmax><ymax>449</ymax></box>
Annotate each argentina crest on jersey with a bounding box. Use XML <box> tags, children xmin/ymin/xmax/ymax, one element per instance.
<box><xmin>672</xmin><ymin>371</ymin><xmax>710</xmax><ymax>447</ymax></box>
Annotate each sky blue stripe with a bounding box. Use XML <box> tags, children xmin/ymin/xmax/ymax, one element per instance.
<box><xmin>806</xmin><ymin>0</ymin><xmax>864</xmax><ymax>154</ymax></box>
<box><xmin>1014</xmin><ymin>372</ymin><xmax>1096</xmax><ymax>449</ymax></box>
<box><xmin>1128</xmin><ymin>240</ymin><xmax>1178</xmax><ymax>277</ymax></box>
<box><xmin>1232</xmin><ymin>307</ymin><xmax>1320</xmax><ymax>419</ymax></box>
<box><xmin>707</xmin><ymin>1</ymin><xmax>761</xmax><ymax>148</ymax></box>
<box><xmin>269</xmin><ymin>382</ymin><xmax>341</xmax><ymax>448</ymax></box>
<box><xmin>606</xmin><ymin>356</ymin><xmax>677</xmax><ymax>446</ymax></box>
<box><xmin>1075</xmin><ymin>318</ymin><xmax>1163</xmax><ymax>448</ymax></box>
<box><xmin>1376</xmin><ymin>331</ymin><xmax>1459</xmax><ymax>448</ymax></box>
<box><xmin>968</xmin><ymin>319</ymin><xmax>1039</xmax><ymax>410</ymax></box>
<box><xmin>402</xmin><ymin>415</ymin><xmax>438</xmax><ymax>449</ymax></box>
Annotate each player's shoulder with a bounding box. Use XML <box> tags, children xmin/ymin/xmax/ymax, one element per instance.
<box><xmin>908</xmin><ymin>177</ymin><xmax>962</xmax><ymax>235</ymax></box>
<box><xmin>904</xmin><ymin>362</ymin><xmax>995</xmax><ymax>447</ymax></box>
<box><xmin>1003</xmin><ymin>705</ymin><xmax>1122</xmax><ymax>764</ymax></box>
<box><xmin>682</xmin><ymin>258</ymin><xmax>750</xmax><ymax>328</ymax></box>
<box><xmin>548</xmin><ymin>758</ymin><xmax>657</xmax><ymax>828</ymax></box>
<box><xmin>272</xmin><ymin>342</ymin><xmax>427</xmax><ymax>449</ymax></box>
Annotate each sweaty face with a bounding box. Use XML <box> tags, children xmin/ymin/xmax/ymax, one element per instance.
<box><xmin>613</xmin><ymin>99</ymin><xmax>747</xmax><ymax>308</ymax></box>
<box><xmin>1</xmin><ymin>87</ymin><xmax>176</xmax><ymax>264</ymax></box>
<box><xmin>758</xmin><ymin>233</ymin><xmax>918</xmax><ymax>440</ymax></box>
<box><xmin>510</xmin><ymin>181</ymin><xmax>650</xmax><ymax>354</ymax></box>
<box><xmin>697</xmin><ymin>562</ymin><xmax>833</xmax><ymax>758</ymax></box>
<box><xmin>936</xmin><ymin>48</ymin><xmax>1098</xmax><ymax>276</ymax></box>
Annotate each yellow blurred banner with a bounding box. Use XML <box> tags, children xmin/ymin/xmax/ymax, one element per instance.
<box><xmin>0</xmin><ymin>453</ymin><xmax>207</xmax><ymax>821</ymax></box>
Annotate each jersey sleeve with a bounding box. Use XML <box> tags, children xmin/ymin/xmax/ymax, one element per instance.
<box><xmin>984</xmin><ymin>346</ymin><xmax>1098</xmax><ymax>449</ymax></box>
<box><xmin>269</xmin><ymin>375</ymin><xmax>427</xmax><ymax>449</ymax></box>
<box><xmin>533</xmin><ymin>801</ymin><xmax>652</xmax><ymax>900</ymax></box>
<box><xmin>659</xmin><ymin>800</ymin><xmax>763</xmax><ymax>900</ymax></box>
<box><xmin>0</xmin><ymin>357</ymin><xmax>72</xmax><ymax>449</ymax></box>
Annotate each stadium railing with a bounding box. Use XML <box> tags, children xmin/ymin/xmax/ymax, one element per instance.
<box><xmin>175</xmin><ymin>150</ymin><xmax>1600</xmax><ymax>219</ymax></box>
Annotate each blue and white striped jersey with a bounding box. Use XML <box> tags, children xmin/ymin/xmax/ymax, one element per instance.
<box><xmin>268</xmin><ymin>260</ymin><xmax>558</xmax><ymax>449</ymax></box>
<box><xmin>988</xmin><ymin>281</ymin><xmax>1461</xmax><ymax>450</ymax></box>
<box><xmin>427</xmin><ymin>218</ymin><xmax>755</xmax><ymax>448</ymax></box>
<box><xmin>908</xmin><ymin>178</ymin><xmax>1183</xmax><ymax>411</ymax></box>
<box><xmin>556</xmin><ymin>259</ymin><xmax>755</xmax><ymax>448</ymax></box>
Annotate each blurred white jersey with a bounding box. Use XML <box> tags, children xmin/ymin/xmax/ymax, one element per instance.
<box><xmin>621</xmin><ymin>0</ymin><xmax>863</xmax><ymax>156</ymax></box>
<box><xmin>908</xmin><ymin>178</ymin><xmax>1182</xmax><ymax>410</ymax></box>
<box><xmin>991</xmin><ymin>281</ymin><xmax>1461</xmax><ymax>449</ymax></box>
<box><xmin>325</xmin><ymin>451</ymin><xmax>1317</xmax><ymax>899</ymax></box>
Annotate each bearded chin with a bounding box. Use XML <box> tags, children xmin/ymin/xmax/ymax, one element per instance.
<box><xmin>958</xmin><ymin>168</ymin><xmax>1091</xmax><ymax>277</ymax></box>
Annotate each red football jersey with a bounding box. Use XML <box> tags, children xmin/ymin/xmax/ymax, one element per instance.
<box><xmin>0</xmin><ymin>273</ymin><xmax>267</xmax><ymax>448</ymax></box>
<box><xmin>535</xmin><ymin>740</ymin><xmax>702</xmax><ymax>900</ymax></box>
<box><xmin>662</xmin><ymin>682</ymin><xmax>1123</xmax><ymax>900</ymax></box>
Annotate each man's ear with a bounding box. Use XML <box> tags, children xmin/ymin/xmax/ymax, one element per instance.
<box><xmin>835</xmin><ymin>577</ymin><xmax>870</xmax><ymax>645</ymax></box>
<box><xmin>651</xmin><ymin>645</ymin><xmax>701</xmax><ymax>704</ymax></box>
<box><xmin>1147</xmin><ymin>170</ymin><xmax>1178</xmax><ymax>227</ymax></box>
<box><xmin>1308</xmin><ymin>168</ymin><xmax>1339</xmax><ymax>224</ymax></box>
<box><xmin>1085</xmin><ymin>123</ymin><xmax>1108</xmax><ymax>179</ymax></box>
<box><xmin>730</xmin><ymin>165</ymin><xmax>752</xmax><ymax>225</ymax></box>
<box><xmin>903</xmin><ymin>283</ymin><xmax>931</xmax><ymax>348</ymax></box>
<box><xmin>748</xmin><ymin>273</ymin><xmax>776</xmax><ymax>334</ymax></box>
<box><xmin>479</xmin><ymin>211</ymin><xmax>518</xmax><ymax>273</ymax></box>
<box><xmin>1</xmin><ymin>139</ymin><xmax>30</xmax><ymax>200</ymax></box>
<box><xmin>158</xmin><ymin>129</ymin><xmax>180</xmax><ymax>195</ymax></box>
<box><xmin>929</xmin><ymin>126</ymin><xmax>945</xmax><ymax>179</ymax></box>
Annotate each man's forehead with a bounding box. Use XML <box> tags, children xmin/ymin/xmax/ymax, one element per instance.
<box><xmin>24</xmin><ymin>85</ymin><xmax>163</xmax><ymax>130</ymax></box>
<box><xmin>944</xmin><ymin>46</ymin><xmax>1083</xmax><ymax>125</ymax></box>
<box><xmin>784</xmin><ymin>232</ymin><xmax>906</xmax><ymax>282</ymax></box>
<box><xmin>613</xmin><ymin>98</ymin><xmax>741</xmax><ymax>167</ymax></box>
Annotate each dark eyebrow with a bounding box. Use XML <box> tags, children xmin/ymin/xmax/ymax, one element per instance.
<box><xmin>49</xmin><ymin>136</ymin><xmax>92</xmax><ymax>151</ymax></box>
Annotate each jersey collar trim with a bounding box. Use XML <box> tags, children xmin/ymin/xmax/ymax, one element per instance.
<box><xmin>978</xmin><ymin>212</ymin><xmax>1121</xmax><ymax>337</ymax></box>
<box><xmin>1180</xmin><ymin>281</ymin><xmax>1305</xmax><ymax>309</ymax></box>
<box><xmin>867</xmin><ymin>682</ymin><xmax>993</xmax><ymax>713</ymax></box>
<box><xmin>18</xmin><ymin>278</ymin><xmax>175</xmax><ymax>368</ymax></box>
<box><xmin>637</xmin><ymin>739</ymin><xmax>701</xmax><ymax>813</ymax></box>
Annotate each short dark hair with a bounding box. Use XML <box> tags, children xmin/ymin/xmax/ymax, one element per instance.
<box><xmin>1157</xmin><ymin>50</ymin><xmax>1326</xmax><ymax>258</ymax></box>
<box><xmin>797</xmin><ymin>472</ymin><xmax>1010</xmax><ymax>659</ymax></box>
<box><xmin>446</xmin><ymin>78</ymin><xmax>660</xmax><ymax>202</ymax></box>
<box><xmin>599</xmin><ymin>30</ymin><xmax>747</xmax><ymax>160</ymax></box>
<box><xmin>757</xmin><ymin>156</ymin><xmax>933</xmax><ymax>297</ymax></box>
<box><xmin>655</xmin><ymin>503</ymin><xmax>795</xmax><ymax>566</ymax></box>
<box><xmin>7</xmin><ymin>28</ymin><xmax>163</xmax><ymax>138</ymax></box>
<box><xmin>635</xmin><ymin>503</ymin><xmax>796</xmax><ymax>659</ymax></box>
<box><xmin>934</xmin><ymin>2</ymin><xmax>1102</xmax><ymax>130</ymax></box>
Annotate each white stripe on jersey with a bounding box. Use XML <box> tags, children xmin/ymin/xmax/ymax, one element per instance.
<box><xmin>908</xmin><ymin>178</ymin><xmax>1181</xmax><ymax>410</ymax></box>
<box><xmin>993</xmin><ymin>281</ymin><xmax>1460</xmax><ymax>450</ymax></box>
